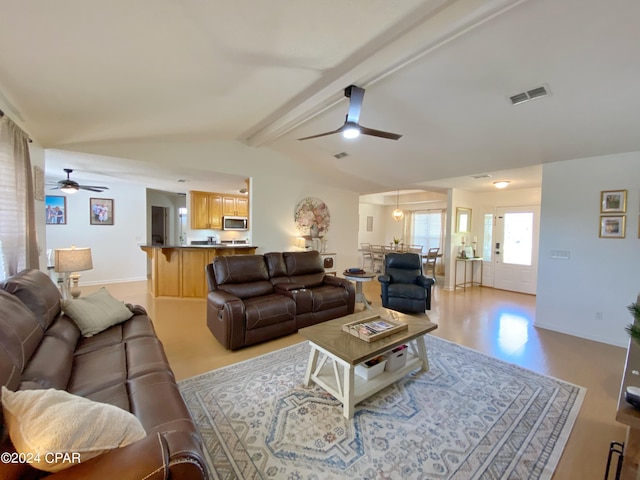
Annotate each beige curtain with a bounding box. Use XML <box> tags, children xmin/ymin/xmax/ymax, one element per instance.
<box><xmin>0</xmin><ymin>114</ymin><xmax>39</xmax><ymax>279</ymax></box>
<box><xmin>403</xmin><ymin>210</ymin><xmax>414</xmax><ymax>245</ymax></box>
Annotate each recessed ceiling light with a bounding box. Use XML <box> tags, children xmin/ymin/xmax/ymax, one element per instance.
<box><xmin>493</xmin><ymin>181</ymin><xmax>510</xmax><ymax>189</ymax></box>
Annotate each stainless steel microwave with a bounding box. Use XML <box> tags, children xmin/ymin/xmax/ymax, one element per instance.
<box><xmin>222</xmin><ymin>216</ymin><xmax>248</xmax><ymax>230</ymax></box>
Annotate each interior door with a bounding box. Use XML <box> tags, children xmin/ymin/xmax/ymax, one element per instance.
<box><xmin>493</xmin><ymin>206</ymin><xmax>540</xmax><ymax>294</ymax></box>
<box><xmin>151</xmin><ymin>206</ymin><xmax>167</xmax><ymax>245</ymax></box>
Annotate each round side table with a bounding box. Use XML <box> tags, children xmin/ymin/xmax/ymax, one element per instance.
<box><xmin>343</xmin><ymin>271</ymin><xmax>376</xmax><ymax>310</ymax></box>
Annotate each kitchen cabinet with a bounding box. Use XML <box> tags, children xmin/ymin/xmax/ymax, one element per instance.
<box><xmin>222</xmin><ymin>195</ymin><xmax>249</xmax><ymax>217</ymax></box>
<box><xmin>140</xmin><ymin>245</ymin><xmax>257</xmax><ymax>298</ymax></box>
<box><xmin>190</xmin><ymin>191</ymin><xmax>222</xmax><ymax>229</ymax></box>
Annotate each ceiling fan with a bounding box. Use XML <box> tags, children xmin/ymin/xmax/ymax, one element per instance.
<box><xmin>50</xmin><ymin>168</ymin><xmax>109</xmax><ymax>194</ymax></box>
<box><xmin>297</xmin><ymin>85</ymin><xmax>402</xmax><ymax>141</ymax></box>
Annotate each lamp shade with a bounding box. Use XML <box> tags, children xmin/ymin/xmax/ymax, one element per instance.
<box><xmin>54</xmin><ymin>247</ymin><xmax>93</xmax><ymax>273</ymax></box>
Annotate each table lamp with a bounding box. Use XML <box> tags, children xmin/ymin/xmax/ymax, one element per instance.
<box><xmin>54</xmin><ymin>246</ymin><xmax>93</xmax><ymax>300</ymax></box>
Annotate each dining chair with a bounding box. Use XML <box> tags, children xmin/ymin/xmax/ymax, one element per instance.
<box><xmin>408</xmin><ymin>245</ymin><xmax>423</xmax><ymax>255</ymax></box>
<box><xmin>360</xmin><ymin>243</ymin><xmax>373</xmax><ymax>270</ymax></box>
<box><xmin>370</xmin><ymin>245</ymin><xmax>385</xmax><ymax>273</ymax></box>
<box><xmin>424</xmin><ymin>247</ymin><xmax>440</xmax><ymax>279</ymax></box>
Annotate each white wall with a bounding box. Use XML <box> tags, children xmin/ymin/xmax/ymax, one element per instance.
<box><xmin>536</xmin><ymin>152</ymin><xmax>640</xmax><ymax>346</ymax></box>
<box><xmin>358</xmin><ymin>203</ymin><xmax>386</xmax><ymax>246</ymax></box>
<box><xmin>52</xmin><ymin>139</ymin><xmax>361</xmax><ymax>275</ymax></box>
<box><xmin>45</xmin><ymin>181</ymin><xmax>147</xmax><ymax>284</ymax></box>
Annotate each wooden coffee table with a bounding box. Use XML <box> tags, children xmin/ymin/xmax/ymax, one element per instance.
<box><xmin>298</xmin><ymin>308</ymin><xmax>438</xmax><ymax>419</ymax></box>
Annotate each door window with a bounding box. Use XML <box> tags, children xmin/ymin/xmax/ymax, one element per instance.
<box><xmin>502</xmin><ymin>212</ymin><xmax>533</xmax><ymax>266</ymax></box>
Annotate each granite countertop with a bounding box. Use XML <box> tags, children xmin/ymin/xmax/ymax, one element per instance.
<box><xmin>140</xmin><ymin>244</ymin><xmax>256</xmax><ymax>249</ymax></box>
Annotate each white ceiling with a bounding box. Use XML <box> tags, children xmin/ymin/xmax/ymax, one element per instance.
<box><xmin>1</xmin><ymin>0</ymin><xmax>638</xmax><ymax>195</ymax></box>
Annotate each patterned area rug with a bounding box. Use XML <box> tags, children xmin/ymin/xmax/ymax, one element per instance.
<box><xmin>179</xmin><ymin>338</ymin><xmax>585</xmax><ymax>480</ymax></box>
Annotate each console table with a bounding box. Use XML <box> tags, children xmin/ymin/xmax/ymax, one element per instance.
<box><xmin>454</xmin><ymin>257</ymin><xmax>483</xmax><ymax>291</ymax></box>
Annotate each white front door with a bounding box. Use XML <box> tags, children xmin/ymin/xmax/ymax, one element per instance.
<box><xmin>493</xmin><ymin>206</ymin><xmax>540</xmax><ymax>294</ymax></box>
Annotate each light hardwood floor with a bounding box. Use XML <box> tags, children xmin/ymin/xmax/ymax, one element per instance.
<box><xmin>86</xmin><ymin>279</ymin><xmax>628</xmax><ymax>480</ymax></box>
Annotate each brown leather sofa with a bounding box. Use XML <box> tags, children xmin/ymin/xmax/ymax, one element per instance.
<box><xmin>0</xmin><ymin>269</ymin><xmax>208</xmax><ymax>480</ymax></box>
<box><xmin>206</xmin><ymin>251</ymin><xmax>355</xmax><ymax>350</ymax></box>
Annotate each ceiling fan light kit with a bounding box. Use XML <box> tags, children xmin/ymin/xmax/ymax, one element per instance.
<box><xmin>298</xmin><ymin>85</ymin><xmax>402</xmax><ymax>142</ymax></box>
<box><xmin>342</xmin><ymin>124</ymin><xmax>360</xmax><ymax>139</ymax></box>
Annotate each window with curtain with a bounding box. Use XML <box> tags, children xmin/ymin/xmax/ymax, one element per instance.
<box><xmin>407</xmin><ymin>210</ymin><xmax>444</xmax><ymax>251</ymax></box>
<box><xmin>0</xmin><ymin>113</ymin><xmax>38</xmax><ymax>280</ymax></box>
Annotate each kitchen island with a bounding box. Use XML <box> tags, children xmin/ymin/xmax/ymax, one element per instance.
<box><xmin>139</xmin><ymin>244</ymin><xmax>257</xmax><ymax>298</ymax></box>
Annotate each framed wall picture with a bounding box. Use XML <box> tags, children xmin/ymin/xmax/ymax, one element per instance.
<box><xmin>600</xmin><ymin>190</ymin><xmax>627</xmax><ymax>213</ymax></box>
<box><xmin>366</xmin><ymin>216</ymin><xmax>373</xmax><ymax>232</ymax></box>
<box><xmin>456</xmin><ymin>207</ymin><xmax>472</xmax><ymax>233</ymax></box>
<box><xmin>90</xmin><ymin>198</ymin><xmax>114</xmax><ymax>225</ymax></box>
<box><xmin>45</xmin><ymin>195</ymin><xmax>66</xmax><ymax>224</ymax></box>
<box><xmin>599</xmin><ymin>215</ymin><xmax>625</xmax><ymax>238</ymax></box>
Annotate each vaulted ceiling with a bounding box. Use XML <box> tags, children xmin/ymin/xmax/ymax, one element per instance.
<box><xmin>1</xmin><ymin>0</ymin><xmax>638</xmax><ymax>194</ymax></box>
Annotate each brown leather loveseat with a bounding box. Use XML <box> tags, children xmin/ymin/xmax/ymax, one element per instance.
<box><xmin>206</xmin><ymin>251</ymin><xmax>355</xmax><ymax>350</ymax></box>
<box><xmin>0</xmin><ymin>269</ymin><xmax>208</xmax><ymax>480</ymax></box>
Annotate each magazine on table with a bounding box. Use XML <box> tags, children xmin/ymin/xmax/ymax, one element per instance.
<box><xmin>357</xmin><ymin>320</ymin><xmax>395</xmax><ymax>336</ymax></box>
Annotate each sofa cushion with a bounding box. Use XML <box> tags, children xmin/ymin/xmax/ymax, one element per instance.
<box><xmin>283</xmin><ymin>251</ymin><xmax>326</xmax><ymax>287</ymax></box>
<box><xmin>2</xmin><ymin>269</ymin><xmax>61</xmax><ymax>330</ymax></box>
<box><xmin>244</xmin><ymin>294</ymin><xmax>296</xmax><ymax>330</ymax></box>
<box><xmin>62</xmin><ymin>288</ymin><xmax>133</xmax><ymax>337</ymax></box>
<box><xmin>20</xmin><ymin>336</ymin><xmax>75</xmax><ymax>391</ymax></box>
<box><xmin>0</xmin><ymin>291</ymin><xmax>44</xmax><ymax>391</ymax></box>
<box><xmin>283</xmin><ymin>251</ymin><xmax>324</xmax><ymax>276</ymax></box>
<box><xmin>264</xmin><ymin>252</ymin><xmax>288</xmax><ymax>284</ymax></box>
<box><xmin>1</xmin><ymin>386</ymin><xmax>146</xmax><ymax>473</ymax></box>
<box><xmin>68</xmin><ymin>344</ymin><xmax>126</xmax><ymax>398</ymax></box>
<box><xmin>213</xmin><ymin>254</ymin><xmax>269</xmax><ymax>285</ymax></box>
<box><xmin>218</xmin><ymin>280</ymin><xmax>274</xmax><ymax>299</ymax></box>
<box><xmin>310</xmin><ymin>285</ymin><xmax>350</xmax><ymax>312</ymax></box>
<box><xmin>74</xmin><ymin>315</ymin><xmax>156</xmax><ymax>356</ymax></box>
<box><xmin>387</xmin><ymin>283</ymin><xmax>427</xmax><ymax>300</ymax></box>
<box><xmin>213</xmin><ymin>255</ymin><xmax>274</xmax><ymax>298</ymax></box>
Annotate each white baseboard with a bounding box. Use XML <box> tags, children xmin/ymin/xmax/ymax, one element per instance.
<box><xmin>534</xmin><ymin>321</ymin><xmax>627</xmax><ymax>348</ymax></box>
<box><xmin>83</xmin><ymin>277</ymin><xmax>147</xmax><ymax>286</ymax></box>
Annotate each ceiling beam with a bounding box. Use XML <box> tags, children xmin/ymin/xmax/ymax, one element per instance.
<box><xmin>243</xmin><ymin>0</ymin><xmax>528</xmax><ymax>148</ymax></box>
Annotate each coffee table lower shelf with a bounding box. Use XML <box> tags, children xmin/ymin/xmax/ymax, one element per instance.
<box><xmin>303</xmin><ymin>338</ymin><xmax>428</xmax><ymax>419</ymax></box>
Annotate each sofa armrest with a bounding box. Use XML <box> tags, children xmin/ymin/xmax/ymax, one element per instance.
<box><xmin>377</xmin><ymin>274</ymin><xmax>391</xmax><ymax>284</ymax></box>
<box><xmin>125</xmin><ymin>304</ymin><xmax>148</xmax><ymax>316</ymax></box>
<box><xmin>274</xmin><ymin>283</ymin><xmax>305</xmax><ymax>292</ymax></box>
<box><xmin>207</xmin><ymin>290</ymin><xmax>241</xmax><ymax>309</ymax></box>
<box><xmin>323</xmin><ymin>275</ymin><xmax>356</xmax><ymax>313</ymax></box>
<box><xmin>416</xmin><ymin>275</ymin><xmax>435</xmax><ymax>288</ymax></box>
<box><xmin>207</xmin><ymin>291</ymin><xmax>246</xmax><ymax>350</ymax></box>
<box><xmin>46</xmin><ymin>431</ymin><xmax>207</xmax><ymax>480</ymax></box>
<box><xmin>323</xmin><ymin>275</ymin><xmax>351</xmax><ymax>289</ymax></box>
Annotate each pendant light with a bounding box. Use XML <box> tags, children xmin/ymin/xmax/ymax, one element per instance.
<box><xmin>392</xmin><ymin>190</ymin><xmax>404</xmax><ymax>221</ymax></box>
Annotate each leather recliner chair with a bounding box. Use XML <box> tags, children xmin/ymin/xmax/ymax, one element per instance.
<box><xmin>378</xmin><ymin>252</ymin><xmax>435</xmax><ymax>313</ymax></box>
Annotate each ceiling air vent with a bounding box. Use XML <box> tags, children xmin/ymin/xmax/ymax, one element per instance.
<box><xmin>509</xmin><ymin>92</ymin><xmax>529</xmax><ymax>106</ymax></box>
<box><xmin>334</xmin><ymin>152</ymin><xmax>349</xmax><ymax>159</ymax></box>
<box><xmin>509</xmin><ymin>84</ymin><xmax>550</xmax><ymax>106</ymax></box>
<box><xmin>470</xmin><ymin>174</ymin><xmax>493</xmax><ymax>179</ymax></box>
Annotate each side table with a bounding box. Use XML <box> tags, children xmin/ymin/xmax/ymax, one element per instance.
<box><xmin>343</xmin><ymin>271</ymin><xmax>376</xmax><ymax>310</ymax></box>
<box><xmin>454</xmin><ymin>257</ymin><xmax>483</xmax><ymax>291</ymax></box>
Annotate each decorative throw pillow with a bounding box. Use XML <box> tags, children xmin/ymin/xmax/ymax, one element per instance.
<box><xmin>1</xmin><ymin>386</ymin><xmax>146</xmax><ymax>472</ymax></box>
<box><xmin>62</xmin><ymin>287</ymin><xmax>133</xmax><ymax>337</ymax></box>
